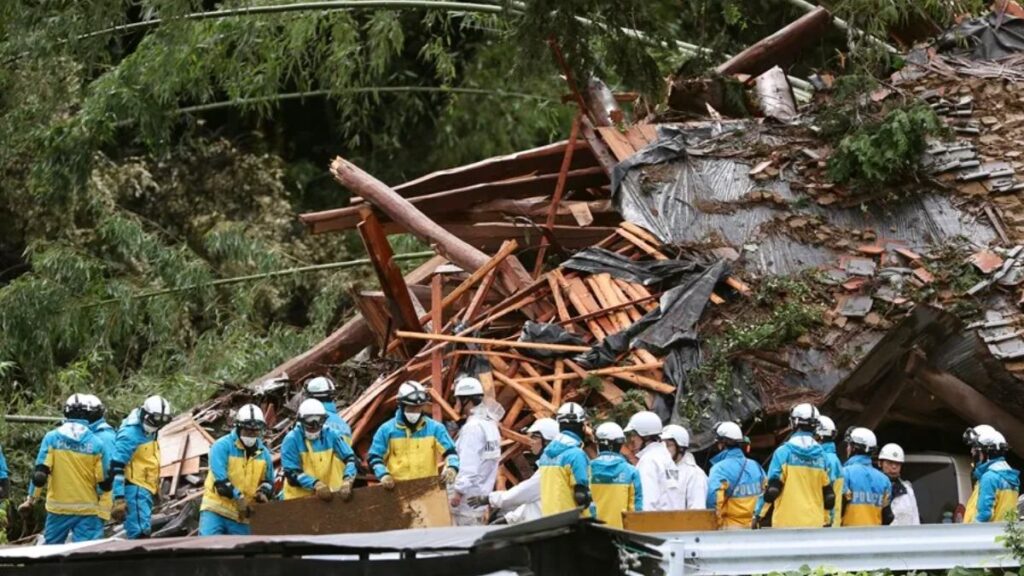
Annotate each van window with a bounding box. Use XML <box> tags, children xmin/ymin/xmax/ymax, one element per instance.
<box><xmin>901</xmin><ymin>461</ymin><xmax>959</xmax><ymax>524</ymax></box>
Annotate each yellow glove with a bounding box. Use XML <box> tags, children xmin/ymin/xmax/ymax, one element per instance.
<box><xmin>338</xmin><ymin>479</ymin><xmax>354</xmax><ymax>501</ymax></box>
<box><xmin>380</xmin><ymin>475</ymin><xmax>396</xmax><ymax>490</ymax></box>
<box><xmin>314</xmin><ymin>481</ymin><xmax>334</xmax><ymax>502</ymax></box>
<box><xmin>440</xmin><ymin>466</ymin><xmax>458</xmax><ymax>486</ymax></box>
<box><xmin>111</xmin><ymin>499</ymin><xmax>127</xmax><ymax>523</ymax></box>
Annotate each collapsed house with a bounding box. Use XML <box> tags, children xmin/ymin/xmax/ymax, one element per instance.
<box><xmin>49</xmin><ymin>2</ymin><xmax>1024</xmax><ymax>540</ymax></box>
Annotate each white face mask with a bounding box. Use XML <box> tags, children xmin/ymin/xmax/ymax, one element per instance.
<box><xmin>405</xmin><ymin>411</ymin><xmax>422</xmax><ymax>424</ymax></box>
<box><xmin>143</xmin><ymin>423</ymin><xmax>158</xmax><ymax>435</ymax></box>
<box><xmin>304</xmin><ymin>430</ymin><xmax>320</xmax><ymax>441</ymax></box>
<box><xmin>240</xmin><ymin>435</ymin><xmax>258</xmax><ymax>448</ymax></box>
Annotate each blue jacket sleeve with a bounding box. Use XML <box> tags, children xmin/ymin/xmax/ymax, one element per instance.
<box><xmin>976</xmin><ymin>473</ymin><xmax>997</xmax><ymax>523</ymax></box>
<box><xmin>633</xmin><ymin>468</ymin><xmax>644</xmax><ymax>511</ymax></box>
<box><xmin>112</xmin><ymin>428</ymin><xmax>142</xmax><ymax>499</ymax></box>
<box><xmin>707</xmin><ymin>465</ymin><xmax>726</xmax><ymax>510</ymax></box>
<box><xmin>281</xmin><ymin>433</ymin><xmax>317</xmax><ymax>490</ymax></box>
<box><xmin>210</xmin><ymin>439</ymin><xmax>242</xmax><ymax>500</ymax></box>
<box><xmin>338</xmin><ymin>417</ymin><xmax>353</xmax><ymax>447</ymax></box>
<box><xmin>0</xmin><ymin>444</ymin><xmax>8</xmax><ymax>480</ymax></box>
<box><xmin>368</xmin><ymin>424</ymin><xmax>392</xmax><ymax>478</ymax></box>
<box><xmin>767</xmin><ymin>446</ymin><xmax>786</xmax><ymax>482</ymax></box>
<box><xmin>331</xmin><ymin>431</ymin><xmax>358</xmax><ymax>480</ymax></box>
<box><xmin>432</xmin><ymin>422</ymin><xmax>459</xmax><ymax>471</ymax></box>
<box><xmin>569</xmin><ymin>450</ymin><xmax>590</xmax><ymax>487</ymax></box>
<box><xmin>28</xmin><ymin>434</ymin><xmax>53</xmax><ymax>498</ymax></box>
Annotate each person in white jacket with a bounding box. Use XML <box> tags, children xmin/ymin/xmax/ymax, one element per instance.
<box><xmin>662</xmin><ymin>424</ymin><xmax>708</xmax><ymax>510</ymax></box>
<box><xmin>878</xmin><ymin>443</ymin><xmax>920</xmax><ymax>525</ymax></box>
<box><xmin>625</xmin><ymin>411</ymin><xmax>683</xmax><ymax>511</ymax></box>
<box><xmin>468</xmin><ymin>418</ymin><xmax>559</xmax><ymax>524</ymax></box>
<box><xmin>449</xmin><ymin>377</ymin><xmax>503</xmax><ymax>525</ymax></box>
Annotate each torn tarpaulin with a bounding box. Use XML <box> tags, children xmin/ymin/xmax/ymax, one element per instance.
<box><xmin>561</xmin><ymin>247</ymin><xmax>705</xmax><ymax>287</ymax></box>
<box><xmin>517</xmin><ymin>321</ymin><xmax>588</xmax><ymax>360</ymax></box>
<box><xmin>938</xmin><ymin>13</ymin><xmax>1024</xmax><ymax>60</ymax></box>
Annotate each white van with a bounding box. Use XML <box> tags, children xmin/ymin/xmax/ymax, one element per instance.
<box><xmin>901</xmin><ymin>452</ymin><xmax>974</xmax><ymax>523</ymax></box>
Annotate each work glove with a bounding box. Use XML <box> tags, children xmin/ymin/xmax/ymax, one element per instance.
<box><xmin>314</xmin><ymin>481</ymin><xmax>333</xmax><ymax>502</ymax></box>
<box><xmin>17</xmin><ymin>497</ymin><xmax>34</xmax><ymax>521</ymax></box>
<box><xmin>440</xmin><ymin>466</ymin><xmax>458</xmax><ymax>486</ymax></box>
<box><xmin>338</xmin><ymin>479</ymin><xmax>354</xmax><ymax>502</ymax></box>
<box><xmin>466</xmin><ymin>495</ymin><xmax>489</xmax><ymax>509</ymax></box>
<box><xmin>236</xmin><ymin>497</ymin><xmax>254</xmax><ymax>519</ymax></box>
<box><xmin>111</xmin><ymin>499</ymin><xmax>127</xmax><ymax>523</ymax></box>
<box><xmin>572</xmin><ymin>484</ymin><xmax>592</xmax><ymax>508</ymax></box>
<box><xmin>253</xmin><ymin>491</ymin><xmax>270</xmax><ymax>504</ymax></box>
<box><xmin>380</xmin><ymin>475</ymin><xmax>396</xmax><ymax>490</ymax></box>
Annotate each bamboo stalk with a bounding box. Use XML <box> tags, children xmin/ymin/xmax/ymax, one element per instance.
<box><xmin>394</xmin><ymin>330</ymin><xmax>589</xmax><ymax>353</ymax></box>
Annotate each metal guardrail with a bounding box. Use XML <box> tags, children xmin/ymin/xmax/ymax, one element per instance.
<box><xmin>657</xmin><ymin>523</ymin><xmax>1020</xmax><ymax>575</ymax></box>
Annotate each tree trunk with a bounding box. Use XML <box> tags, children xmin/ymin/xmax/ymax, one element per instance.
<box><xmin>716</xmin><ymin>7</ymin><xmax>832</xmax><ymax>78</ymax></box>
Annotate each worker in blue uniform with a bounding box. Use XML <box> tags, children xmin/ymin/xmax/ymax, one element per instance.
<box><xmin>963</xmin><ymin>425</ymin><xmax>1020</xmax><ymax>523</ymax></box>
<box><xmin>198</xmin><ymin>404</ymin><xmax>275</xmax><ymax>536</ymax></box>
<box><xmin>539</xmin><ymin>402</ymin><xmax>592</xmax><ymax>516</ymax></box>
<box><xmin>756</xmin><ymin>403</ymin><xmax>833</xmax><ymax>528</ymax></box>
<box><xmin>110</xmin><ymin>396</ymin><xmax>173</xmax><ymax>538</ymax></box>
<box><xmin>304</xmin><ymin>376</ymin><xmax>353</xmax><ymax>445</ymax></box>
<box><xmin>706</xmin><ymin>421</ymin><xmax>764</xmax><ymax>529</ymax></box>
<box><xmin>815</xmin><ymin>415</ymin><xmax>843</xmax><ymax>527</ymax></box>
<box><xmin>282</xmin><ymin>399</ymin><xmax>357</xmax><ymax>501</ymax></box>
<box><xmin>840</xmin><ymin>427</ymin><xmax>892</xmax><ymax>526</ymax></box>
<box><xmin>590</xmin><ymin>422</ymin><xmax>641</xmax><ymax>528</ymax></box>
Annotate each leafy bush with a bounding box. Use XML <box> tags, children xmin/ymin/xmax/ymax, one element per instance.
<box><xmin>827</xmin><ymin>104</ymin><xmax>943</xmax><ymax>187</ymax></box>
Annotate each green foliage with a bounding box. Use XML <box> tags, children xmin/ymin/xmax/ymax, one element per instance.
<box><xmin>827</xmin><ymin>104</ymin><xmax>944</xmax><ymax>188</ymax></box>
<box><xmin>1000</xmin><ymin>514</ymin><xmax>1024</xmax><ymax>562</ymax></box>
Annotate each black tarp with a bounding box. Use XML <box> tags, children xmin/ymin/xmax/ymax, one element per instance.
<box><xmin>938</xmin><ymin>13</ymin><xmax>1024</xmax><ymax>61</ymax></box>
<box><xmin>561</xmin><ymin>247</ymin><xmax>705</xmax><ymax>287</ymax></box>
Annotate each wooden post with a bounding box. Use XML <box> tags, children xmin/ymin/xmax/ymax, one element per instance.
<box><xmin>430</xmin><ymin>274</ymin><xmax>444</xmax><ymax>421</ymax></box>
<box><xmin>533</xmin><ymin>115</ymin><xmax>582</xmax><ymax>277</ymax></box>
<box><xmin>716</xmin><ymin>7</ymin><xmax>832</xmax><ymax>78</ymax></box>
<box><xmin>331</xmin><ymin>157</ymin><xmax>535</xmax><ymax>299</ymax></box>
<box><xmin>357</xmin><ymin>207</ymin><xmax>424</xmax><ymax>356</ymax></box>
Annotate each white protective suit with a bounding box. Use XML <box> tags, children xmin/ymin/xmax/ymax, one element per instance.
<box><xmin>451</xmin><ymin>399</ymin><xmax>504</xmax><ymax>525</ymax></box>
<box><xmin>488</xmin><ymin>469</ymin><xmax>542</xmax><ymax>524</ymax></box>
<box><xmin>678</xmin><ymin>451</ymin><xmax>709</xmax><ymax>510</ymax></box>
<box><xmin>636</xmin><ymin>441</ymin><xmax>684</xmax><ymax>511</ymax></box>
<box><xmin>890</xmin><ymin>478</ymin><xmax>920</xmax><ymax>525</ymax></box>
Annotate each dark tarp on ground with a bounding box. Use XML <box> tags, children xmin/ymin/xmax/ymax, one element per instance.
<box><xmin>938</xmin><ymin>13</ymin><xmax>1024</xmax><ymax>61</ymax></box>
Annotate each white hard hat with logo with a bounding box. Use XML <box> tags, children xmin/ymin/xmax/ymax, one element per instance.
<box><xmin>596</xmin><ymin>422</ymin><xmax>626</xmax><ymax>442</ymax></box>
<box><xmin>453</xmin><ymin>377</ymin><xmax>484</xmax><ymax>398</ymax></box>
<box><xmin>878</xmin><ymin>443</ymin><xmax>905</xmax><ymax>463</ymax></box>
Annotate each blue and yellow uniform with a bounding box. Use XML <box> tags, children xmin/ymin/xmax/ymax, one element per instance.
<box><xmin>198</xmin><ymin>430</ymin><xmax>274</xmax><ymax>536</ymax></box>
<box><xmin>0</xmin><ymin>442</ymin><xmax>9</xmax><ymax>544</ymax></box>
<box><xmin>591</xmin><ymin>451</ymin><xmax>642</xmax><ymax>528</ymax></box>
<box><xmin>821</xmin><ymin>441</ymin><xmax>843</xmax><ymax>527</ymax></box>
<box><xmin>706</xmin><ymin>447</ymin><xmax>765</xmax><ymax>529</ymax></box>
<box><xmin>88</xmin><ymin>418</ymin><xmax>116</xmax><ymax>525</ymax></box>
<box><xmin>281</xmin><ymin>424</ymin><xmax>357</xmax><ymax>499</ymax></box>
<box><xmin>539</xmin><ymin>431</ymin><xmax>590</xmax><ymax>516</ymax></box>
<box><xmin>368</xmin><ymin>409</ymin><xmax>458</xmax><ymax>481</ymax></box>
<box><xmin>841</xmin><ymin>454</ymin><xmax>891</xmax><ymax>526</ymax></box>
<box><xmin>964</xmin><ymin>457</ymin><xmax>1020</xmax><ymax>523</ymax></box>
<box><xmin>111</xmin><ymin>409</ymin><xmax>162</xmax><ymax>538</ymax></box>
<box><xmin>323</xmin><ymin>401</ymin><xmax>354</xmax><ymax>445</ymax></box>
<box><xmin>30</xmin><ymin>421</ymin><xmax>111</xmax><ymax>544</ymax></box>
<box><xmin>758</xmin><ymin>431</ymin><xmax>831</xmax><ymax>528</ymax></box>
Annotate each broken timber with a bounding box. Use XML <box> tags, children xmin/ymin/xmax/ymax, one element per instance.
<box><xmin>716</xmin><ymin>6</ymin><xmax>832</xmax><ymax>78</ymax></box>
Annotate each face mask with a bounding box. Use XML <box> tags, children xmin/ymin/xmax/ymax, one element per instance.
<box><xmin>304</xmin><ymin>430</ymin><xmax>320</xmax><ymax>441</ymax></box>
<box><xmin>240</xmin><ymin>435</ymin><xmax>258</xmax><ymax>448</ymax></box>
<box><xmin>143</xmin><ymin>423</ymin><xmax>158</xmax><ymax>435</ymax></box>
<box><xmin>405</xmin><ymin>412</ymin><xmax>422</xmax><ymax>425</ymax></box>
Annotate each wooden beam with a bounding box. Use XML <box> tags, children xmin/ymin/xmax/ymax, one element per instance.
<box><xmin>513</xmin><ymin>362</ymin><xmax>662</xmax><ymax>384</ymax></box>
<box><xmin>534</xmin><ymin>114</ymin><xmax>583</xmax><ymax>277</ymax></box>
<box><xmin>493</xmin><ymin>371</ymin><xmax>557</xmax><ymax>415</ymax></box>
<box><xmin>394</xmin><ymin>330</ymin><xmax>589</xmax><ymax>353</ymax></box>
<box><xmin>580</xmin><ymin>116</ymin><xmax>619</xmax><ymax>177</ymax></box>
<box><xmin>430</xmin><ymin>274</ymin><xmax>444</xmax><ymax>421</ymax></box>
<box><xmin>357</xmin><ymin>208</ymin><xmax>424</xmax><ymax>356</ymax></box>
<box><xmin>839</xmin><ymin>355</ymin><xmax>910</xmax><ymax>433</ymax></box>
<box><xmin>330</xmin><ymin>156</ymin><xmax>536</xmax><ymax>298</ymax></box>
<box><xmin>716</xmin><ymin>7</ymin><xmax>832</xmax><ymax>78</ymax></box>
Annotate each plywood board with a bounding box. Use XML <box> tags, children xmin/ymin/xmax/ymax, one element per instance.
<box><xmin>250</xmin><ymin>477</ymin><xmax>452</xmax><ymax>535</ymax></box>
<box><xmin>622</xmin><ymin>510</ymin><xmax>718</xmax><ymax>533</ymax></box>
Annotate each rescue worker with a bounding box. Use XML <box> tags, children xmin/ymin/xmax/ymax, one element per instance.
<box><xmin>109</xmin><ymin>395</ymin><xmax>173</xmax><ymax>538</ymax></box>
<box><xmin>878</xmin><ymin>443</ymin><xmax>920</xmax><ymax>525</ymax></box>
<box><xmin>304</xmin><ymin>375</ymin><xmax>353</xmax><ymax>444</ymax></box>
<box><xmin>662</xmin><ymin>424</ymin><xmax>708</xmax><ymax>510</ymax></box>
<box><xmin>706</xmin><ymin>421</ymin><xmax>765</xmax><ymax>529</ymax></box>
<box><xmin>0</xmin><ymin>425</ymin><xmax>9</xmax><ymax>545</ymax></box>
<box><xmin>963</xmin><ymin>425</ymin><xmax>1020</xmax><ymax>523</ymax></box>
<box><xmin>625</xmin><ymin>411</ymin><xmax>682</xmax><ymax>511</ymax></box>
<box><xmin>281</xmin><ymin>399</ymin><xmax>357</xmax><ymax>502</ymax></box>
<box><xmin>199</xmin><ymin>404</ymin><xmax>275</xmax><ymax>536</ymax></box>
<box><xmin>815</xmin><ymin>415</ymin><xmax>843</xmax><ymax>527</ymax></box>
<box><xmin>756</xmin><ymin>403</ymin><xmax>833</xmax><ymax>528</ymax></box>
<box><xmin>82</xmin><ymin>395</ymin><xmax>116</xmax><ymax>529</ymax></box>
<box><xmin>591</xmin><ymin>422</ymin><xmax>642</xmax><ymax>528</ymax></box>
<box><xmin>469</xmin><ymin>418</ymin><xmax>558</xmax><ymax>524</ymax></box>
<box><xmin>449</xmin><ymin>377</ymin><xmax>502</xmax><ymax>526</ymax></box>
<box><xmin>19</xmin><ymin>394</ymin><xmax>112</xmax><ymax>544</ymax></box>
<box><xmin>539</xmin><ymin>402</ymin><xmax>592</xmax><ymax>516</ymax></box>
<box><xmin>840</xmin><ymin>427</ymin><xmax>892</xmax><ymax>526</ymax></box>
<box><xmin>368</xmin><ymin>381</ymin><xmax>459</xmax><ymax>488</ymax></box>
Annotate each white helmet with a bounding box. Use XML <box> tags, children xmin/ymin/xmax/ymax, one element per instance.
<box><xmin>64</xmin><ymin>393</ymin><xmax>91</xmax><ymax>421</ymax></box>
<box><xmin>816</xmin><ymin>415</ymin><xmax>837</xmax><ymax>441</ymax></box>
<box><xmin>596</xmin><ymin>422</ymin><xmax>626</xmax><ymax>442</ymax></box>
<box><xmin>141</xmin><ymin>395</ymin><xmax>173</xmax><ymax>431</ymax></box>
<box><xmin>453</xmin><ymin>377</ymin><xmax>484</xmax><ymax>398</ymax></box>
<box><xmin>235</xmin><ymin>404</ymin><xmax>266</xmax><ymax>430</ymax></box>
<box><xmin>714</xmin><ymin>421</ymin><xmax>744</xmax><ymax>443</ymax></box>
<box><xmin>845</xmin><ymin>426</ymin><xmax>877</xmax><ymax>452</ymax></box>
<box><xmin>527</xmin><ymin>418</ymin><xmax>559</xmax><ymax>442</ymax></box>
<box><xmin>555</xmin><ymin>402</ymin><xmax>587</xmax><ymax>424</ymax></box>
<box><xmin>878</xmin><ymin>443</ymin><xmax>905</xmax><ymax>463</ymax></box>
<box><xmin>977</xmin><ymin>428</ymin><xmax>1009</xmax><ymax>452</ymax></box>
<box><xmin>963</xmin><ymin>424</ymin><xmax>999</xmax><ymax>447</ymax></box>
<box><xmin>790</xmin><ymin>403</ymin><xmax>820</xmax><ymax>428</ymax></box>
<box><xmin>81</xmin><ymin>394</ymin><xmax>105</xmax><ymax>423</ymax></box>
<box><xmin>661</xmin><ymin>424</ymin><xmax>690</xmax><ymax>448</ymax></box>
<box><xmin>624</xmin><ymin>411</ymin><xmax>663</xmax><ymax>437</ymax></box>
<box><xmin>304</xmin><ymin>376</ymin><xmax>336</xmax><ymax>400</ymax></box>
<box><xmin>397</xmin><ymin>381</ymin><xmax>429</xmax><ymax>406</ymax></box>
<box><xmin>298</xmin><ymin>398</ymin><xmax>327</xmax><ymax>419</ymax></box>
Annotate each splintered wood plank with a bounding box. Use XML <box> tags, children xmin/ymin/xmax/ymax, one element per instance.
<box><xmin>502</xmin><ymin>397</ymin><xmax>526</xmax><ymax>428</ymax></box>
<box><xmin>520</xmin><ymin>362</ymin><xmax>555</xmax><ymax>398</ymax></box>
<box><xmin>552</xmin><ymin>270</ymin><xmax>608</xmax><ymax>340</ymax></box>
<box><xmin>585</xmin><ymin>275</ymin><xmax>632</xmax><ymax>331</ymax></box>
<box><xmin>621</xmin><ymin>221</ymin><xmax>663</xmax><ymax>248</ymax></box>
<box><xmin>565</xmin><ymin>276</ymin><xmax>618</xmax><ymax>335</ymax></box>
<box><xmin>616</xmin><ymin>280</ymin><xmax>658</xmax><ymax>312</ymax></box>
<box><xmin>547</xmin><ymin>273</ymin><xmax>573</xmax><ymax>323</ymax></box>
<box><xmin>427</xmin><ymin>386</ymin><xmax>460</xmax><ymax>421</ymax></box>
<box><xmin>597</xmin><ymin>127</ymin><xmax>638</xmax><ymax>161</ymax></box>
<box><xmin>623</xmin><ymin>126</ymin><xmax>654</xmax><ymax>155</ymax></box>
<box><xmin>500</xmin><ymin>425</ymin><xmax>534</xmax><ymax>448</ymax></box>
<box><xmin>430</xmin><ymin>274</ymin><xmax>443</xmax><ymax>421</ymax></box>
<box><xmin>617</xmin><ymin>228</ymin><xmax>668</xmax><ymax>260</ymax></box>
<box><xmin>604</xmin><ymin>278</ymin><xmax>644</xmax><ymax>323</ymax></box>
<box><xmin>553</xmin><ymin>360</ymin><xmax>565</xmax><ymax>406</ymax></box>
<box><xmin>493</xmin><ymin>372</ymin><xmax>556</xmax><ymax>416</ymax></box>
